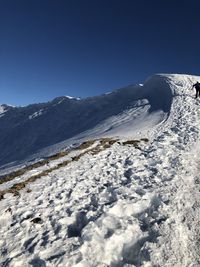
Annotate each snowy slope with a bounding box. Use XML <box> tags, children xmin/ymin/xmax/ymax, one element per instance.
<box><xmin>1</xmin><ymin>74</ymin><xmax>200</xmax><ymax>266</ymax></box>
<box><xmin>0</xmin><ymin>75</ymin><xmax>171</xmax><ymax>172</ymax></box>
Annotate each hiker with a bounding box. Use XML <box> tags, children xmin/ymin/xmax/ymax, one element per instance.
<box><xmin>192</xmin><ymin>82</ymin><xmax>200</xmax><ymax>98</ymax></box>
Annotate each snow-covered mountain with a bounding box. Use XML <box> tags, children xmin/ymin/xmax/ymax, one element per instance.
<box><xmin>0</xmin><ymin>74</ymin><xmax>174</xmax><ymax>170</ymax></box>
<box><xmin>1</xmin><ymin>73</ymin><xmax>200</xmax><ymax>267</ymax></box>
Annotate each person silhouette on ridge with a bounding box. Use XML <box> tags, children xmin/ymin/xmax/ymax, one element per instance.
<box><xmin>192</xmin><ymin>82</ymin><xmax>200</xmax><ymax>98</ymax></box>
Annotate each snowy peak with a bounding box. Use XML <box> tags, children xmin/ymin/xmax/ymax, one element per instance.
<box><xmin>65</xmin><ymin>95</ymin><xmax>81</xmax><ymax>100</ymax></box>
<box><xmin>51</xmin><ymin>95</ymin><xmax>80</xmax><ymax>105</ymax></box>
<box><xmin>0</xmin><ymin>104</ymin><xmax>14</xmax><ymax>116</ymax></box>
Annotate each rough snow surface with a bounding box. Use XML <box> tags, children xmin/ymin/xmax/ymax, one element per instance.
<box><xmin>1</xmin><ymin>74</ymin><xmax>200</xmax><ymax>266</ymax></box>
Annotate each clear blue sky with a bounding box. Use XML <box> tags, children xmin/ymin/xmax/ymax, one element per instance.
<box><xmin>0</xmin><ymin>0</ymin><xmax>200</xmax><ymax>105</ymax></box>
